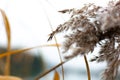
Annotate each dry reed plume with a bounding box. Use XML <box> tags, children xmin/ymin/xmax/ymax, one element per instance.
<box><xmin>48</xmin><ymin>0</ymin><xmax>120</xmax><ymax>80</ymax></box>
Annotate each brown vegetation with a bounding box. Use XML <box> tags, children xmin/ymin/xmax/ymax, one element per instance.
<box><xmin>48</xmin><ymin>0</ymin><xmax>120</xmax><ymax>80</ymax></box>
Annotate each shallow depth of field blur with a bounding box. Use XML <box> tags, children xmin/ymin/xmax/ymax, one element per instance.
<box><xmin>0</xmin><ymin>0</ymin><xmax>119</xmax><ymax>80</ymax></box>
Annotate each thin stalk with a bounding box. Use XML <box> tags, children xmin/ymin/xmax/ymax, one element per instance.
<box><xmin>38</xmin><ymin>1</ymin><xmax>65</xmax><ymax>80</ymax></box>
<box><xmin>35</xmin><ymin>61</ymin><xmax>66</xmax><ymax>80</ymax></box>
<box><xmin>84</xmin><ymin>55</ymin><xmax>91</xmax><ymax>80</ymax></box>
<box><xmin>35</xmin><ymin>58</ymin><xmax>73</xmax><ymax>80</ymax></box>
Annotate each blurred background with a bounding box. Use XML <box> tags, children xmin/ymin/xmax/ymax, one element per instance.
<box><xmin>0</xmin><ymin>0</ymin><xmax>119</xmax><ymax>80</ymax></box>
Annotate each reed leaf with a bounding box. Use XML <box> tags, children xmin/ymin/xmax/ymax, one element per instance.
<box><xmin>0</xmin><ymin>44</ymin><xmax>61</xmax><ymax>59</ymax></box>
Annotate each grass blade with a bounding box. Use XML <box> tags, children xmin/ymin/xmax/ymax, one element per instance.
<box><xmin>0</xmin><ymin>44</ymin><xmax>61</xmax><ymax>59</ymax></box>
<box><xmin>0</xmin><ymin>9</ymin><xmax>11</xmax><ymax>75</ymax></box>
<box><xmin>0</xmin><ymin>48</ymin><xmax>34</xmax><ymax>59</ymax></box>
<box><xmin>53</xmin><ymin>70</ymin><xmax>60</xmax><ymax>80</ymax></box>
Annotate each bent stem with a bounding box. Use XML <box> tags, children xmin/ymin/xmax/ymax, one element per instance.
<box><xmin>0</xmin><ymin>9</ymin><xmax>11</xmax><ymax>75</ymax></box>
<box><xmin>84</xmin><ymin>55</ymin><xmax>91</xmax><ymax>80</ymax></box>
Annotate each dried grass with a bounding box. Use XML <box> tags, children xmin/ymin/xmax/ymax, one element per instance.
<box><xmin>0</xmin><ymin>9</ymin><xmax>11</xmax><ymax>75</ymax></box>
<box><xmin>48</xmin><ymin>0</ymin><xmax>120</xmax><ymax>80</ymax></box>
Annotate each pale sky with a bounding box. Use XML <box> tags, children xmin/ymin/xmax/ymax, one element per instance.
<box><xmin>0</xmin><ymin>0</ymin><xmax>110</xmax><ymax>68</ymax></box>
<box><xmin>0</xmin><ymin>0</ymin><xmax>110</xmax><ymax>46</ymax></box>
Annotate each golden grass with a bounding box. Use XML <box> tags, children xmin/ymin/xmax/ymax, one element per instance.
<box><xmin>0</xmin><ymin>9</ymin><xmax>11</xmax><ymax>76</ymax></box>
<box><xmin>0</xmin><ymin>44</ymin><xmax>61</xmax><ymax>59</ymax></box>
<box><xmin>0</xmin><ymin>76</ymin><xmax>22</xmax><ymax>80</ymax></box>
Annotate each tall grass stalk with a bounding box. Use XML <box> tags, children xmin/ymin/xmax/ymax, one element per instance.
<box><xmin>0</xmin><ymin>9</ymin><xmax>11</xmax><ymax>75</ymax></box>
<box><xmin>84</xmin><ymin>55</ymin><xmax>91</xmax><ymax>80</ymax></box>
<box><xmin>38</xmin><ymin>1</ymin><xmax>65</xmax><ymax>80</ymax></box>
